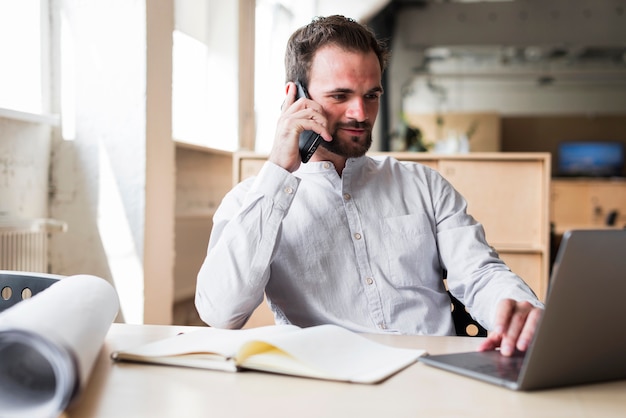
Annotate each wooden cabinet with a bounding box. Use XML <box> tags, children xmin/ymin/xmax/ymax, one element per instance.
<box><xmin>551</xmin><ymin>178</ymin><xmax>626</xmax><ymax>234</ymax></box>
<box><xmin>234</xmin><ymin>152</ymin><xmax>551</xmax><ymax>300</ymax></box>
<box><xmin>174</xmin><ymin>144</ymin><xmax>233</xmax><ymax>303</ymax></box>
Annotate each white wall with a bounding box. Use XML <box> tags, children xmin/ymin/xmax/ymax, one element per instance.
<box><xmin>49</xmin><ymin>0</ymin><xmax>175</xmax><ymax>324</ymax></box>
<box><xmin>0</xmin><ymin>117</ymin><xmax>51</xmax><ymax>219</ymax></box>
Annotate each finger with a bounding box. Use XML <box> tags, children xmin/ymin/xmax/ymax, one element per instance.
<box><xmin>297</xmin><ymin>111</ymin><xmax>327</xmax><ymax>131</ymax></box>
<box><xmin>299</xmin><ymin>120</ymin><xmax>332</xmax><ymax>143</ymax></box>
<box><xmin>478</xmin><ymin>299</ymin><xmax>514</xmax><ymax>353</ymax></box>
<box><xmin>282</xmin><ymin>96</ymin><xmax>329</xmax><ymax>138</ymax></box>
<box><xmin>492</xmin><ymin>299</ymin><xmax>515</xmax><ymax>337</ymax></box>
<box><xmin>291</xmin><ymin>107</ymin><xmax>332</xmax><ymax>142</ymax></box>
<box><xmin>281</xmin><ymin>82</ymin><xmax>298</xmax><ymax>112</ymax></box>
<box><xmin>500</xmin><ymin>301</ymin><xmax>534</xmax><ymax>356</ymax></box>
<box><xmin>295</xmin><ymin>100</ymin><xmax>326</xmax><ymax>121</ymax></box>
<box><xmin>477</xmin><ymin>331</ymin><xmax>502</xmax><ymax>352</ymax></box>
<box><xmin>516</xmin><ymin>307</ymin><xmax>542</xmax><ymax>351</ymax></box>
<box><xmin>491</xmin><ymin>299</ymin><xmax>517</xmax><ymax>356</ymax></box>
<box><xmin>285</xmin><ymin>84</ymin><xmax>323</xmax><ymax>115</ymax></box>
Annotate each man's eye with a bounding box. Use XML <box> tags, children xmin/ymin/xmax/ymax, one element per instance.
<box><xmin>366</xmin><ymin>93</ymin><xmax>381</xmax><ymax>100</ymax></box>
<box><xmin>332</xmin><ymin>94</ymin><xmax>347</xmax><ymax>101</ymax></box>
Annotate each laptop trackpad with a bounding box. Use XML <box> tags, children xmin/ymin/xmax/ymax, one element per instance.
<box><xmin>419</xmin><ymin>350</ymin><xmax>526</xmax><ymax>388</ymax></box>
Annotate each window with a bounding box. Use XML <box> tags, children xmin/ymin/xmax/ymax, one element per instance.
<box><xmin>0</xmin><ymin>0</ymin><xmax>47</xmax><ymax>114</ymax></box>
<box><xmin>254</xmin><ymin>0</ymin><xmax>316</xmax><ymax>153</ymax></box>
<box><xmin>172</xmin><ymin>0</ymin><xmax>238</xmax><ymax>151</ymax></box>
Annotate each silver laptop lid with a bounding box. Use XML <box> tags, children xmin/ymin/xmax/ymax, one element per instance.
<box><xmin>519</xmin><ymin>229</ymin><xmax>626</xmax><ymax>390</ymax></box>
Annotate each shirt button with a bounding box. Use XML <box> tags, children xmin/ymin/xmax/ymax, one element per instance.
<box><xmin>284</xmin><ymin>186</ymin><xmax>294</xmax><ymax>194</ymax></box>
<box><xmin>378</xmin><ymin>323</ymin><xmax>386</xmax><ymax>330</ymax></box>
<box><xmin>343</xmin><ymin>193</ymin><xmax>351</xmax><ymax>201</ymax></box>
<box><xmin>366</xmin><ymin>277</ymin><xmax>374</xmax><ymax>285</ymax></box>
<box><xmin>323</xmin><ymin>162</ymin><xmax>331</xmax><ymax>169</ymax></box>
<box><xmin>353</xmin><ymin>232</ymin><xmax>362</xmax><ymax>240</ymax></box>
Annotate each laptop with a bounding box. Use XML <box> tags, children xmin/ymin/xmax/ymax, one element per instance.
<box><xmin>419</xmin><ymin>229</ymin><xmax>626</xmax><ymax>391</ymax></box>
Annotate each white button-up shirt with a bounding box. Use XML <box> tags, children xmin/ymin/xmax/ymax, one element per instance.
<box><xmin>196</xmin><ymin>155</ymin><xmax>541</xmax><ymax>334</ymax></box>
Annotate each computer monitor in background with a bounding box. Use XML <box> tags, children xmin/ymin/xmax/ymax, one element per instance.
<box><xmin>557</xmin><ymin>141</ymin><xmax>625</xmax><ymax>178</ymax></box>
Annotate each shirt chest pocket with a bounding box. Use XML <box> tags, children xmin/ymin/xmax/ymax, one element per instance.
<box><xmin>380</xmin><ymin>214</ymin><xmax>439</xmax><ymax>287</ymax></box>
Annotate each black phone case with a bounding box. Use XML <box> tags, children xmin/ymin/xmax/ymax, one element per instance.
<box><xmin>296</xmin><ymin>81</ymin><xmax>323</xmax><ymax>163</ymax></box>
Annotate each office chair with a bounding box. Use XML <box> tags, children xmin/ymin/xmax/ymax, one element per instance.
<box><xmin>0</xmin><ymin>271</ymin><xmax>61</xmax><ymax>313</ymax></box>
<box><xmin>443</xmin><ymin>270</ymin><xmax>488</xmax><ymax>337</ymax></box>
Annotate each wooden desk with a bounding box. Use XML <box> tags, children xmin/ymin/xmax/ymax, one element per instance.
<box><xmin>65</xmin><ymin>324</ymin><xmax>626</xmax><ymax>418</ymax></box>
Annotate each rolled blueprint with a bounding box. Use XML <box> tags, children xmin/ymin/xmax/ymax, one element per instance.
<box><xmin>0</xmin><ymin>274</ymin><xmax>119</xmax><ymax>418</ymax></box>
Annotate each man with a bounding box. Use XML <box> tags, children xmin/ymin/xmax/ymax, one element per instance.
<box><xmin>196</xmin><ymin>15</ymin><xmax>543</xmax><ymax>356</ymax></box>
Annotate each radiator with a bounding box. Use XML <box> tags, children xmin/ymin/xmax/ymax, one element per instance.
<box><xmin>0</xmin><ymin>219</ymin><xmax>66</xmax><ymax>273</ymax></box>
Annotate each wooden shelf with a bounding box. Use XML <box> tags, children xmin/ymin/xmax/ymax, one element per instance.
<box><xmin>175</xmin><ymin>211</ymin><xmax>215</xmax><ymax>220</ymax></box>
<box><xmin>551</xmin><ymin>178</ymin><xmax>626</xmax><ymax>233</ymax></box>
<box><xmin>173</xmin><ymin>146</ymin><xmax>233</xmax><ymax>302</ymax></box>
<box><xmin>174</xmin><ymin>140</ymin><xmax>234</xmax><ymax>155</ymax></box>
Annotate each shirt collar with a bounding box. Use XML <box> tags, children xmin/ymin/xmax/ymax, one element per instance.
<box><xmin>296</xmin><ymin>156</ymin><xmax>368</xmax><ymax>172</ymax></box>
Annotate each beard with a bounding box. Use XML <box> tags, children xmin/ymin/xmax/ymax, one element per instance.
<box><xmin>320</xmin><ymin>120</ymin><xmax>373</xmax><ymax>158</ymax></box>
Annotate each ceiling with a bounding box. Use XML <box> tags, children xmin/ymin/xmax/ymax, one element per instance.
<box><xmin>367</xmin><ymin>0</ymin><xmax>626</xmax><ymax>76</ymax></box>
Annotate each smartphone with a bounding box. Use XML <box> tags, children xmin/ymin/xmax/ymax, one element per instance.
<box><xmin>295</xmin><ymin>80</ymin><xmax>323</xmax><ymax>163</ymax></box>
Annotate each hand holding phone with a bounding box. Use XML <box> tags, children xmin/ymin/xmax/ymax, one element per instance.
<box><xmin>295</xmin><ymin>80</ymin><xmax>323</xmax><ymax>163</ymax></box>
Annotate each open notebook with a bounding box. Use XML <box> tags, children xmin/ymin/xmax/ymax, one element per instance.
<box><xmin>112</xmin><ymin>323</ymin><xmax>425</xmax><ymax>384</ymax></box>
<box><xmin>419</xmin><ymin>229</ymin><xmax>626</xmax><ymax>391</ymax></box>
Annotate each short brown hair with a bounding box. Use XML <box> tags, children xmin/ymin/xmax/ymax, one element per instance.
<box><xmin>284</xmin><ymin>15</ymin><xmax>389</xmax><ymax>85</ymax></box>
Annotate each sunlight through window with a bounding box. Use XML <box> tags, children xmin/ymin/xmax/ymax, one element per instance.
<box><xmin>0</xmin><ymin>0</ymin><xmax>43</xmax><ymax>114</ymax></box>
<box><xmin>97</xmin><ymin>141</ymin><xmax>145</xmax><ymax>324</ymax></box>
<box><xmin>172</xmin><ymin>1</ymin><xmax>239</xmax><ymax>151</ymax></box>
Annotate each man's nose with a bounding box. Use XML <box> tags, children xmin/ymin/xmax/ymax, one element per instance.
<box><xmin>346</xmin><ymin>98</ymin><xmax>366</xmax><ymax>121</ymax></box>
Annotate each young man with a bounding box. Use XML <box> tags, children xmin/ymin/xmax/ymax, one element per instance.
<box><xmin>196</xmin><ymin>15</ymin><xmax>543</xmax><ymax>356</ymax></box>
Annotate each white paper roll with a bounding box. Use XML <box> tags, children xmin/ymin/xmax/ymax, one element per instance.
<box><xmin>0</xmin><ymin>274</ymin><xmax>119</xmax><ymax>418</ymax></box>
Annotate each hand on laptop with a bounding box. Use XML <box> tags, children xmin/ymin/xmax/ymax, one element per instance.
<box><xmin>478</xmin><ymin>299</ymin><xmax>543</xmax><ymax>357</ymax></box>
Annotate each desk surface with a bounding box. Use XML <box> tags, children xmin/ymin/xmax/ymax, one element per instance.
<box><xmin>65</xmin><ymin>324</ymin><xmax>626</xmax><ymax>418</ymax></box>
